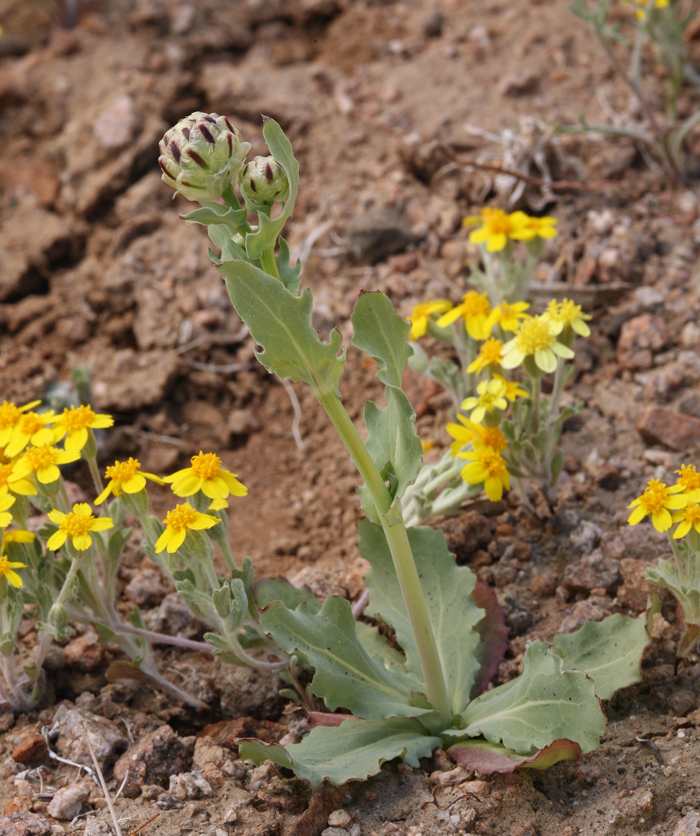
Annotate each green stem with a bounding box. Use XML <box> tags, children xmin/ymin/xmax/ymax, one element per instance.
<box><xmin>317</xmin><ymin>390</ymin><xmax>452</xmax><ymax>722</ymax></box>
<box><xmin>530</xmin><ymin>376</ymin><xmax>541</xmax><ymax>435</ymax></box>
<box><xmin>260</xmin><ymin>247</ymin><xmax>281</xmax><ymax>280</ymax></box>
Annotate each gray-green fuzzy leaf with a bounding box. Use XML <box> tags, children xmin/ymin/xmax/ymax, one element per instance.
<box><xmin>219</xmin><ymin>260</ymin><xmax>345</xmax><ymax>396</ymax></box>
<box><xmin>351</xmin><ymin>292</ymin><xmax>413</xmax><ymax>389</ymax></box>
<box><xmin>260</xmin><ymin>595</ymin><xmax>427</xmax><ymax>719</ymax></box>
<box><xmin>359</xmin><ymin>521</ymin><xmax>484</xmax><ymax>717</ymax></box>
<box><xmin>239</xmin><ymin>718</ymin><xmax>441</xmax><ymax>787</ymax></box>
<box><xmin>458</xmin><ymin>641</ymin><xmax>606</xmax><ymax>755</ymax></box>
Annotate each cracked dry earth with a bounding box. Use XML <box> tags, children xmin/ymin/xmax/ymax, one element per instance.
<box><xmin>1</xmin><ymin>0</ymin><xmax>700</xmax><ymax>834</ymax></box>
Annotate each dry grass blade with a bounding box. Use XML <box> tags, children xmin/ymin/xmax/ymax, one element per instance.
<box><xmin>85</xmin><ymin>735</ymin><xmax>122</xmax><ymax>836</ymax></box>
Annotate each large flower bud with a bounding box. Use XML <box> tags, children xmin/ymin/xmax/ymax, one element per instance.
<box><xmin>239</xmin><ymin>155</ymin><xmax>289</xmax><ymax>210</ymax></box>
<box><xmin>159</xmin><ymin>112</ymin><xmax>251</xmax><ymax>203</ymax></box>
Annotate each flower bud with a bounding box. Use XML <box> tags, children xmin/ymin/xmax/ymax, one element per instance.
<box><xmin>48</xmin><ymin>603</ymin><xmax>70</xmax><ymax>639</ymax></box>
<box><xmin>159</xmin><ymin>112</ymin><xmax>251</xmax><ymax>203</ymax></box>
<box><xmin>239</xmin><ymin>156</ymin><xmax>289</xmax><ymax>210</ymax></box>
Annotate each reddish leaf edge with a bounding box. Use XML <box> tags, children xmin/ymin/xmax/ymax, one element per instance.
<box><xmin>446</xmin><ymin>737</ymin><xmax>581</xmax><ymax>774</ymax></box>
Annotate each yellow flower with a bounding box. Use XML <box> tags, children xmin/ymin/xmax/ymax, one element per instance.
<box><xmin>407</xmin><ymin>300</ymin><xmax>452</xmax><ymax>340</ymax></box>
<box><xmin>674</xmin><ymin>464</ymin><xmax>700</xmax><ymax>500</ymax></box>
<box><xmin>421</xmin><ymin>439</ymin><xmax>437</xmax><ymax>454</ymax></box>
<box><xmin>436</xmin><ymin>291</ymin><xmax>492</xmax><ymax>341</ymax></box>
<box><xmin>461</xmin><ymin>378</ymin><xmax>508</xmax><ymax>423</ymax></box>
<box><xmin>208</xmin><ymin>498</ymin><xmax>229</xmax><ymax>511</ymax></box>
<box><xmin>10</xmin><ymin>445</ymin><xmax>80</xmax><ymax>485</ymax></box>
<box><xmin>95</xmin><ymin>458</ymin><xmax>164</xmax><ymax>504</ymax></box>
<box><xmin>446</xmin><ymin>415</ymin><xmax>508</xmax><ymax>457</ymax></box>
<box><xmin>0</xmin><ymin>400</ymin><xmax>40</xmax><ymax>449</ymax></box>
<box><xmin>0</xmin><ymin>553</ymin><xmax>26</xmax><ymax>588</ymax></box>
<box><xmin>625</xmin><ymin>0</ymin><xmax>669</xmax><ymax>19</ymax></box>
<box><xmin>0</xmin><ymin>495</ymin><xmax>16</xmax><ymax>528</ymax></box>
<box><xmin>672</xmin><ymin>503</ymin><xmax>700</xmax><ymax>539</ymax></box>
<box><xmin>1</xmin><ymin>529</ymin><xmax>35</xmax><ymax>545</ymax></box>
<box><xmin>463</xmin><ymin>208</ymin><xmax>531</xmax><ymax>253</ymax></box>
<box><xmin>4</xmin><ymin>411</ymin><xmax>56</xmax><ymax>458</ymax></box>
<box><xmin>52</xmin><ymin>405</ymin><xmax>114</xmax><ymax>452</ymax></box>
<box><xmin>628</xmin><ymin>479</ymin><xmax>688</xmax><ymax>532</ymax></box>
<box><xmin>163</xmin><ymin>452</ymin><xmax>247</xmax><ymax>501</ymax></box>
<box><xmin>486</xmin><ymin>301</ymin><xmax>531</xmax><ymax>333</ymax></box>
<box><xmin>47</xmin><ymin>503</ymin><xmax>113</xmax><ymax>551</ymax></box>
<box><xmin>0</xmin><ymin>461</ymin><xmax>36</xmax><ymax>498</ymax></box>
<box><xmin>492</xmin><ymin>373</ymin><xmax>529</xmax><ymax>402</ymax></box>
<box><xmin>467</xmin><ymin>338</ymin><xmax>504</xmax><ymax>374</ymax></box>
<box><xmin>508</xmin><ymin>213</ymin><xmax>558</xmax><ymax>242</ymax></box>
<box><xmin>543</xmin><ymin>299</ymin><xmax>591</xmax><ymax>338</ymax></box>
<box><xmin>501</xmin><ymin>315</ymin><xmax>574</xmax><ymax>374</ymax></box>
<box><xmin>458</xmin><ymin>447</ymin><xmax>511</xmax><ymax>501</ymax></box>
<box><xmin>155</xmin><ymin>502</ymin><xmax>219</xmax><ymax>554</ymax></box>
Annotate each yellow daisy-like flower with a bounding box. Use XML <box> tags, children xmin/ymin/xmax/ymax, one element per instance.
<box><xmin>52</xmin><ymin>405</ymin><xmax>114</xmax><ymax>452</ymax></box>
<box><xmin>46</xmin><ymin>503</ymin><xmax>114</xmax><ymax>552</ymax></box>
<box><xmin>446</xmin><ymin>415</ymin><xmax>508</xmax><ymax>457</ymax></box>
<box><xmin>95</xmin><ymin>458</ymin><xmax>164</xmax><ymax>504</ymax></box>
<box><xmin>491</xmin><ymin>373</ymin><xmax>529</xmax><ymax>402</ymax></box>
<box><xmin>10</xmin><ymin>444</ymin><xmax>81</xmax><ymax>486</ymax></box>
<box><xmin>0</xmin><ymin>400</ymin><xmax>41</xmax><ymax>449</ymax></box>
<box><xmin>0</xmin><ymin>461</ymin><xmax>36</xmax><ymax>498</ymax></box>
<box><xmin>0</xmin><ymin>494</ymin><xmax>16</xmax><ymax>528</ymax></box>
<box><xmin>628</xmin><ymin>479</ymin><xmax>688</xmax><ymax>532</ymax></box>
<box><xmin>674</xmin><ymin>464</ymin><xmax>700</xmax><ymax>500</ymax></box>
<box><xmin>467</xmin><ymin>338</ymin><xmax>504</xmax><ymax>374</ymax></box>
<box><xmin>155</xmin><ymin>502</ymin><xmax>219</xmax><ymax>554</ymax></box>
<box><xmin>407</xmin><ymin>300</ymin><xmax>452</xmax><ymax>341</ymax></box>
<box><xmin>1</xmin><ymin>529</ymin><xmax>35</xmax><ymax>545</ymax></box>
<box><xmin>543</xmin><ymin>299</ymin><xmax>591</xmax><ymax>338</ymax></box>
<box><xmin>163</xmin><ymin>452</ymin><xmax>248</xmax><ymax>501</ymax></box>
<box><xmin>458</xmin><ymin>447</ymin><xmax>511</xmax><ymax>502</ymax></box>
<box><xmin>626</xmin><ymin>0</ymin><xmax>669</xmax><ymax>19</ymax></box>
<box><xmin>486</xmin><ymin>301</ymin><xmax>531</xmax><ymax>333</ymax></box>
<box><xmin>4</xmin><ymin>411</ymin><xmax>56</xmax><ymax>458</ymax></box>
<box><xmin>463</xmin><ymin>208</ymin><xmax>531</xmax><ymax>253</ymax></box>
<box><xmin>501</xmin><ymin>315</ymin><xmax>574</xmax><ymax>374</ymax></box>
<box><xmin>672</xmin><ymin>503</ymin><xmax>700</xmax><ymax>540</ymax></box>
<box><xmin>0</xmin><ymin>553</ymin><xmax>26</xmax><ymax>588</ymax></box>
<box><xmin>461</xmin><ymin>378</ymin><xmax>508</xmax><ymax>424</ymax></box>
<box><xmin>436</xmin><ymin>290</ymin><xmax>492</xmax><ymax>341</ymax></box>
<box><xmin>508</xmin><ymin>213</ymin><xmax>558</xmax><ymax>242</ymax></box>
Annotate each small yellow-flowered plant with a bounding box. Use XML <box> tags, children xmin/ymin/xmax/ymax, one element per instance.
<box><xmin>163</xmin><ymin>451</ymin><xmax>248</xmax><ymax>501</ymax></box>
<box><xmin>0</xmin><ymin>495</ymin><xmax>15</xmax><ymax>528</ymax></box>
<box><xmin>0</xmin><ymin>553</ymin><xmax>25</xmax><ymax>588</ymax></box>
<box><xmin>458</xmin><ymin>447</ymin><xmax>511</xmax><ymax>502</ymax></box>
<box><xmin>0</xmin><ymin>462</ymin><xmax>36</xmax><ymax>497</ymax></box>
<box><xmin>95</xmin><ymin>458</ymin><xmax>164</xmax><ymax>504</ymax></box>
<box><xmin>672</xmin><ymin>504</ymin><xmax>700</xmax><ymax>540</ymax></box>
<box><xmin>674</xmin><ymin>464</ymin><xmax>700</xmax><ymax>499</ymax></box>
<box><xmin>463</xmin><ymin>208</ymin><xmax>529</xmax><ymax>253</ymax></box>
<box><xmin>10</xmin><ymin>444</ymin><xmax>80</xmax><ymax>485</ymax></box>
<box><xmin>52</xmin><ymin>405</ymin><xmax>114</xmax><ymax>452</ymax></box>
<box><xmin>628</xmin><ymin>479</ymin><xmax>688</xmax><ymax>532</ymax></box>
<box><xmin>461</xmin><ymin>378</ymin><xmax>508</xmax><ymax>423</ymax></box>
<box><xmin>543</xmin><ymin>299</ymin><xmax>592</xmax><ymax>338</ymax></box>
<box><xmin>492</xmin><ymin>373</ymin><xmax>528</xmax><ymax>403</ymax></box>
<box><xmin>4</xmin><ymin>411</ymin><xmax>56</xmax><ymax>458</ymax></box>
<box><xmin>407</xmin><ymin>300</ymin><xmax>452</xmax><ymax>341</ymax></box>
<box><xmin>501</xmin><ymin>315</ymin><xmax>574</xmax><ymax>374</ymax></box>
<box><xmin>0</xmin><ymin>400</ymin><xmax>41</xmax><ymax>449</ymax></box>
<box><xmin>625</xmin><ymin>0</ymin><xmax>668</xmax><ymax>19</ymax></box>
<box><xmin>155</xmin><ymin>502</ymin><xmax>219</xmax><ymax>554</ymax></box>
<box><xmin>436</xmin><ymin>290</ymin><xmax>492</xmax><ymax>341</ymax></box>
<box><xmin>47</xmin><ymin>503</ymin><xmax>114</xmax><ymax>551</ymax></box>
<box><xmin>1</xmin><ymin>530</ymin><xmax>35</xmax><ymax>545</ymax></box>
<box><xmin>446</xmin><ymin>415</ymin><xmax>508</xmax><ymax>457</ymax></box>
<box><xmin>487</xmin><ymin>301</ymin><xmax>531</xmax><ymax>333</ymax></box>
<box><xmin>467</xmin><ymin>338</ymin><xmax>504</xmax><ymax>375</ymax></box>
<box><xmin>509</xmin><ymin>214</ymin><xmax>558</xmax><ymax>242</ymax></box>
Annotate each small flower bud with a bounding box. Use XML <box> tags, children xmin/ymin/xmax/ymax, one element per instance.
<box><xmin>48</xmin><ymin>603</ymin><xmax>70</xmax><ymax>639</ymax></box>
<box><xmin>239</xmin><ymin>156</ymin><xmax>289</xmax><ymax>210</ymax></box>
<box><xmin>159</xmin><ymin>112</ymin><xmax>251</xmax><ymax>203</ymax></box>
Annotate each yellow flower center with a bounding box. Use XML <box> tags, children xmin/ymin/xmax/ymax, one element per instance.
<box><xmin>190</xmin><ymin>452</ymin><xmax>221</xmax><ymax>480</ymax></box>
<box><xmin>62</xmin><ymin>405</ymin><xmax>95</xmax><ymax>432</ymax></box>
<box><xmin>479</xmin><ymin>448</ymin><xmax>508</xmax><ymax>476</ymax></box>
<box><xmin>482</xmin><ymin>208</ymin><xmax>513</xmax><ymax>235</ymax></box>
<box><xmin>105</xmin><ymin>458</ymin><xmax>140</xmax><ymax>486</ymax></box>
<box><xmin>557</xmin><ymin>300</ymin><xmax>582</xmax><ymax>326</ymax></box>
<box><xmin>163</xmin><ymin>504</ymin><xmax>198</xmax><ymax>532</ymax></box>
<box><xmin>478</xmin><ymin>338</ymin><xmax>503</xmax><ymax>365</ymax></box>
<box><xmin>24</xmin><ymin>446</ymin><xmax>58</xmax><ymax>471</ymax></box>
<box><xmin>681</xmin><ymin>504</ymin><xmax>700</xmax><ymax>525</ymax></box>
<box><xmin>59</xmin><ymin>510</ymin><xmax>96</xmax><ymax>539</ymax></box>
<box><xmin>0</xmin><ymin>464</ymin><xmax>12</xmax><ymax>487</ymax></box>
<box><xmin>17</xmin><ymin>413</ymin><xmax>44</xmax><ymax>435</ymax></box>
<box><xmin>461</xmin><ymin>291</ymin><xmax>491</xmax><ymax>318</ymax></box>
<box><xmin>638</xmin><ymin>479</ymin><xmax>672</xmax><ymax>515</ymax></box>
<box><xmin>0</xmin><ymin>555</ymin><xmax>13</xmax><ymax>576</ymax></box>
<box><xmin>0</xmin><ymin>402</ymin><xmax>20</xmax><ymax>430</ymax></box>
<box><xmin>514</xmin><ymin>317</ymin><xmax>555</xmax><ymax>354</ymax></box>
<box><xmin>480</xmin><ymin>427</ymin><xmax>508</xmax><ymax>453</ymax></box>
<box><xmin>676</xmin><ymin>465</ymin><xmax>700</xmax><ymax>492</ymax></box>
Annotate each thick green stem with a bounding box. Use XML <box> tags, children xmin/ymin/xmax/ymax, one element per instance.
<box><xmin>317</xmin><ymin>390</ymin><xmax>452</xmax><ymax>722</ymax></box>
<box><xmin>260</xmin><ymin>247</ymin><xmax>281</xmax><ymax>280</ymax></box>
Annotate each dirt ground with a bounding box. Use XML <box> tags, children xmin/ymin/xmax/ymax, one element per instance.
<box><xmin>1</xmin><ymin>0</ymin><xmax>700</xmax><ymax>834</ymax></box>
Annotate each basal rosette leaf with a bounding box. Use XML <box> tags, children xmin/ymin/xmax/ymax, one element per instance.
<box><xmin>239</xmin><ymin>717</ymin><xmax>442</xmax><ymax>787</ymax></box>
<box><xmin>359</xmin><ymin>521</ymin><xmax>485</xmax><ymax>717</ymax></box>
<box><xmin>219</xmin><ymin>260</ymin><xmax>345</xmax><ymax>396</ymax></box>
<box><xmin>457</xmin><ymin>641</ymin><xmax>606</xmax><ymax>755</ymax></box>
<box><xmin>554</xmin><ymin>609</ymin><xmax>656</xmax><ymax>700</ymax></box>
<box><xmin>260</xmin><ymin>595</ymin><xmax>429</xmax><ymax>719</ymax></box>
<box><xmin>446</xmin><ymin>738</ymin><xmax>581</xmax><ymax>774</ymax></box>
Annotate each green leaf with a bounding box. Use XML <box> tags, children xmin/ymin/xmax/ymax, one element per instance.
<box><xmin>554</xmin><ymin>611</ymin><xmax>654</xmax><ymax>700</ymax></box>
<box><xmin>351</xmin><ymin>293</ymin><xmax>422</xmax><ymax>504</ymax></box>
<box><xmin>260</xmin><ymin>595</ymin><xmax>425</xmax><ymax>719</ymax></box>
<box><xmin>446</xmin><ymin>737</ymin><xmax>581</xmax><ymax>774</ymax></box>
<box><xmin>359</xmin><ymin>521</ymin><xmax>485</xmax><ymax>717</ymax></box>
<box><xmin>254</xmin><ymin>576</ymin><xmax>321</xmax><ymax>613</ymax></box>
<box><xmin>239</xmin><ymin>717</ymin><xmax>441</xmax><ymax>787</ymax></box>
<box><xmin>181</xmin><ymin>201</ymin><xmax>248</xmax><ymax>229</ymax></box>
<box><xmin>458</xmin><ymin>641</ymin><xmax>606</xmax><ymax>755</ymax></box>
<box><xmin>276</xmin><ymin>237</ymin><xmax>302</xmax><ymax>295</ymax></box>
<box><xmin>244</xmin><ymin>119</ymin><xmax>300</xmax><ymax>260</ymax></box>
<box><xmin>108</xmin><ymin>527</ymin><xmax>132</xmax><ymax>567</ymax></box>
<box><xmin>208</xmin><ymin>224</ymin><xmax>251</xmax><ymax>264</ymax></box>
<box><xmin>219</xmin><ymin>260</ymin><xmax>346</xmax><ymax>396</ymax></box>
